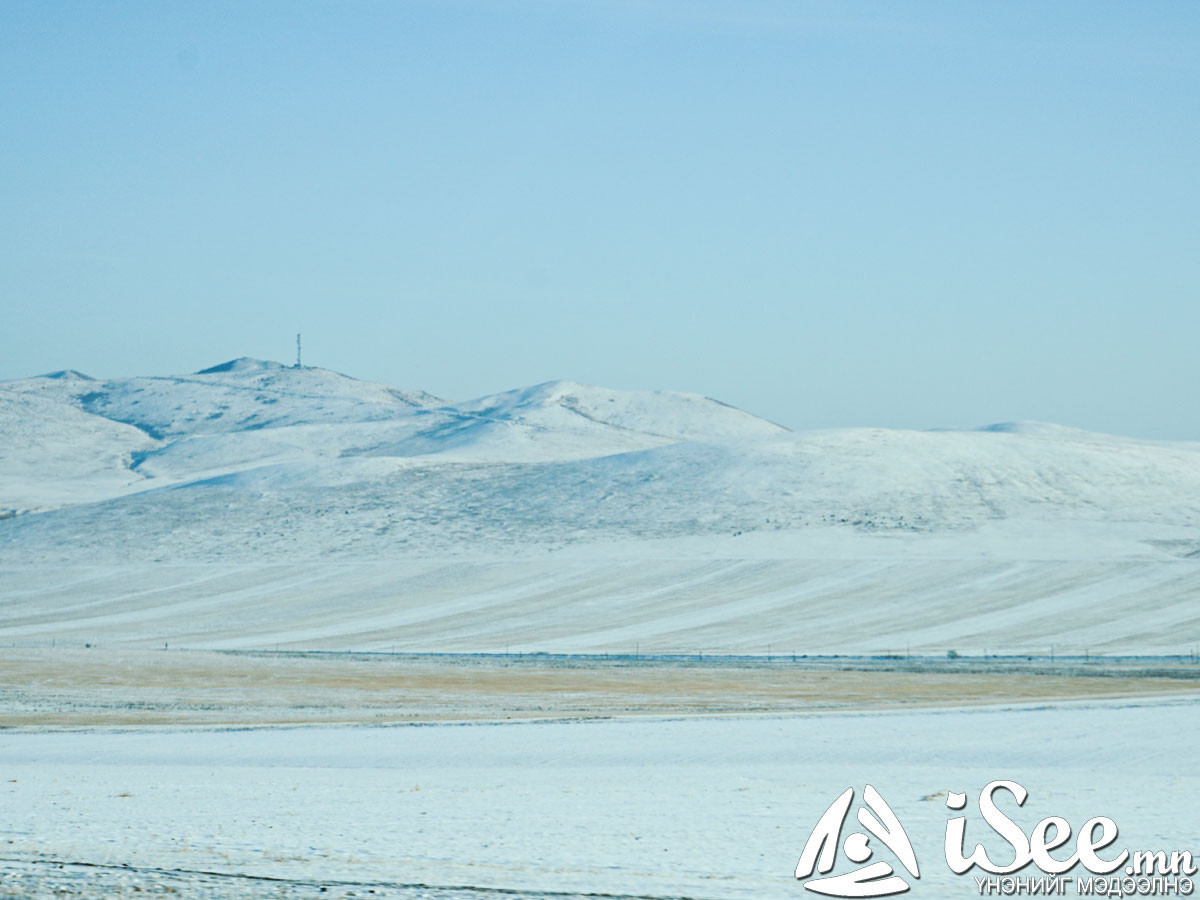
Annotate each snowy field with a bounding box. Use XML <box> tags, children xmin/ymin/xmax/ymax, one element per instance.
<box><xmin>2</xmin><ymin>698</ymin><xmax>1197</xmax><ymax>898</ymax></box>
<box><xmin>4</xmin><ymin>546</ymin><xmax>1199</xmax><ymax>656</ymax></box>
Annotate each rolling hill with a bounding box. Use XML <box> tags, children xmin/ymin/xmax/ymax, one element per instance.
<box><xmin>1</xmin><ymin>359</ymin><xmax>1197</xmax><ymax>655</ymax></box>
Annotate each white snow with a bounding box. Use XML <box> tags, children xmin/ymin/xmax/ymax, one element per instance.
<box><xmin>1</xmin><ymin>699</ymin><xmax>1196</xmax><ymax>897</ymax></box>
<box><xmin>2</xmin><ymin>359</ymin><xmax>1198</xmax><ymax>655</ymax></box>
<box><xmin>0</xmin><ymin>372</ymin><xmax>157</xmax><ymax>514</ymax></box>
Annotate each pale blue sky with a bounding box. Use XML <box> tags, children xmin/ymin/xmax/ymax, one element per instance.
<box><xmin>3</xmin><ymin>1</ymin><xmax>1197</xmax><ymax>438</ymax></box>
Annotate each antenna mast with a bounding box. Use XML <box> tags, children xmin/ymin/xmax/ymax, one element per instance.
<box><xmin>295</xmin><ymin>333</ymin><xmax>301</xmax><ymax>368</ymax></box>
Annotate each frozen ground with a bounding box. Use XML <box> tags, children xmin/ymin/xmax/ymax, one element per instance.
<box><xmin>1</xmin><ymin>698</ymin><xmax>1197</xmax><ymax>898</ymax></box>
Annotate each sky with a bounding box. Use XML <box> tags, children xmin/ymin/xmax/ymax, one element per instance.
<box><xmin>2</xmin><ymin>1</ymin><xmax>1197</xmax><ymax>438</ymax></box>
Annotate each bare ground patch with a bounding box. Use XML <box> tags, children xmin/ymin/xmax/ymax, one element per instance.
<box><xmin>1</xmin><ymin>648</ymin><xmax>1197</xmax><ymax>729</ymax></box>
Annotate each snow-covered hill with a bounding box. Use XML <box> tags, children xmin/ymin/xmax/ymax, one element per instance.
<box><xmin>0</xmin><ymin>359</ymin><xmax>445</xmax><ymax>513</ymax></box>
<box><xmin>78</xmin><ymin>356</ymin><xmax>441</xmax><ymax>439</ymax></box>
<box><xmin>1</xmin><ymin>359</ymin><xmax>1197</xmax><ymax>654</ymax></box>
<box><xmin>0</xmin><ymin>370</ymin><xmax>157</xmax><ymax>513</ymax></box>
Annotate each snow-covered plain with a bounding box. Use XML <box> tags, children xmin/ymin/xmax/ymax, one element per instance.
<box><xmin>2</xmin><ymin>358</ymin><xmax>1199</xmax><ymax>654</ymax></box>
<box><xmin>1</xmin><ymin>699</ymin><xmax>1197</xmax><ymax>898</ymax></box>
